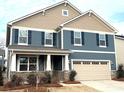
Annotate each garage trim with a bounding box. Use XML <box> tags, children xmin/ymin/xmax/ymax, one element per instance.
<box><xmin>71</xmin><ymin>59</ymin><xmax>111</xmax><ymax>71</ymax></box>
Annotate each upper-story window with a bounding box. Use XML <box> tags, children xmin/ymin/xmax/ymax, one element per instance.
<box><xmin>99</xmin><ymin>34</ymin><xmax>106</xmax><ymax>47</ymax></box>
<box><xmin>18</xmin><ymin>30</ymin><xmax>28</xmax><ymax>45</ymax></box>
<box><xmin>45</xmin><ymin>32</ymin><xmax>53</xmax><ymax>46</ymax></box>
<box><xmin>62</xmin><ymin>9</ymin><xmax>69</xmax><ymax>16</ymax></box>
<box><xmin>74</xmin><ymin>32</ymin><xmax>82</xmax><ymax>45</ymax></box>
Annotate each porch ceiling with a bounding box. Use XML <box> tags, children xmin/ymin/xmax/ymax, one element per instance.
<box><xmin>8</xmin><ymin>45</ymin><xmax>72</xmax><ymax>54</ymax></box>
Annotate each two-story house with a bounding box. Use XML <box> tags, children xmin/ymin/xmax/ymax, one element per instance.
<box><xmin>6</xmin><ymin>0</ymin><xmax>117</xmax><ymax>81</ymax></box>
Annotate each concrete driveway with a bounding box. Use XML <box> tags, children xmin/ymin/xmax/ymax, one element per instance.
<box><xmin>81</xmin><ymin>80</ymin><xmax>124</xmax><ymax>92</ymax></box>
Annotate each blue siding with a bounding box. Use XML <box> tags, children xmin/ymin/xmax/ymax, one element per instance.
<box><xmin>57</xmin><ymin>31</ymin><xmax>61</xmax><ymax>48</ymax></box>
<box><xmin>69</xmin><ymin>52</ymin><xmax>116</xmax><ymax>70</ymax></box>
<box><xmin>12</xmin><ymin>30</ymin><xmax>60</xmax><ymax>48</ymax></box>
<box><xmin>63</xmin><ymin>30</ymin><xmax>115</xmax><ymax>52</ymax></box>
<box><xmin>31</xmin><ymin>31</ymin><xmax>43</xmax><ymax>46</ymax></box>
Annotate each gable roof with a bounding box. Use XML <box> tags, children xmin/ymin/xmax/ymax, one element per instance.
<box><xmin>61</xmin><ymin>10</ymin><xmax>118</xmax><ymax>32</ymax></box>
<box><xmin>8</xmin><ymin>0</ymin><xmax>82</xmax><ymax>25</ymax></box>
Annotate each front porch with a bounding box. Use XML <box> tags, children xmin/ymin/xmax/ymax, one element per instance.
<box><xmin>7</xmin><ymin>46</ymin><xmax>72</xmax><ymax>81</ymax></box>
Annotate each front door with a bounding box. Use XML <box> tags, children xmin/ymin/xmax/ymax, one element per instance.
<box><xmin>51</xmin><ymin>55</ymin><xmax>62</xmax><ymax>71</ymax></box>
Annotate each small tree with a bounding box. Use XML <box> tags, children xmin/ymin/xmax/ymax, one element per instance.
<box><xmin>0</xmin><ymin>66</ymin><xmax>3</xmax><ymax>86</ymax></box>
<box><xmin>69</xmin><ymin>70</ymin><xmax>77</xmax><ymax>81</ymax></box>
<box><xmin>116</xmin><ymin>64</ymin><xmax>124</xmax><ymax>79</ymax></box>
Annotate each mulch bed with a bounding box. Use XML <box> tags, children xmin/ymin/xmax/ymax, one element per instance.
<box><xmin>40</xmin><ymin>83</ymin><xmax>63</xmax><ymax>87</ymax></box>
<box><xmin>112</xmin><ymin>77</ymin><xmax>124</xmax><ymax>81</ymax></box>
<box><xmin>0</xmin><ymin>83</ymin><xmax>63</xmax><ymax>92</ymax></box>
<box><xmin>63</xmin><ymin>81</ymin><xmax>81</xmax><ymax>84</ymax></box>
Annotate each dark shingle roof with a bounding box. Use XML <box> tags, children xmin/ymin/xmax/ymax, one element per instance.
<box><xmin>8</xmin><ymin>45</ymin><xmax>71</xmax><ymax>54</ymax></box>
<box><xmin>115</xmin><ymin>35</ymin><xmax>124</xmax><ymax>40</ymax></box>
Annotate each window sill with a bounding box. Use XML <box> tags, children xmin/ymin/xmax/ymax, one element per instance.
<box><xmin>18</xmin><ymin>43</ymin><xmax>28</xmax><ymax>45</ymax></box>
<box><xmin>74</xmin><ymin>44</ymin><xmax>82</xmax><ymax>46</ymax></box>
<box><xmin>99</xmin><ymin>46</ymin><xmax>107</xmax><ymax>48</ymax></box>
<box><xmin>44</xmin><ymin>45</ymin><xmax>53</xmax><ymax>47</ymax></box>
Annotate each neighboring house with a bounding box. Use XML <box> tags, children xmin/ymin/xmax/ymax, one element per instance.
<box><xmin>6</xmin><ymin>0</ymin><xmax>117</xmax><ymax>81</ymax></box>
<box><xmin>115</xmin><ymin>35</ymin><xmax>124</xmax><ymax>65</ymax></box>
<box><xmin>0</xmin><ymin>49</ymin><xmax>5</xmax><ymax>67</ymax></box>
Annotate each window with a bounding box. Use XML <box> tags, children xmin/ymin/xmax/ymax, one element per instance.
<box><xmin>19</xmin><ymin>57</ymin><xmax>28</xmax><ymax>71</ymax></box>
<box><xmin>19</xmin><ymin>56</ymin><xmax>37</xmax><ymax>71</ymax></box>
<box><xmin>18</xmin><ymin>30</ymin><xmax>28</xmax><ymax>45</ymax></box>
<box><xmin>29</xmin><ymin>57</ymin><xmax>37</xmax><ymax>71</ymax></box>
<box><xmin>45</xmin><ymin>33</ymin><xmax>53</xmax><ymax>46</ymax></box>
<box><xmin>62</xmin><ymin>9</ymin><xmax>68</xmax><ymax>16</ymax></box>
<box><xmin>74</xmin><ymin>32</ymin><xmax>81</xmax><ymax>45</ymax></box>
<box><xmin>99</xmin><ymin>34</ymin><xmax>106</xmax><ymax>47</ymax></box>
<box><xmin>92</xmin><ymin>62</ymin><xmax>99</xmax><ymax>65</ymax></box>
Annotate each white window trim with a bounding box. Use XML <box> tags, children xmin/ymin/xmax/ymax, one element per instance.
<box><xmin>74</xmin><ymin>31</ymin><xmax>82</xmax><ymax>46</ymax></box>
<box><xmin>99</xmin><ymin>34</ymin><xmax>106</xmax><ymax>48</ymax></box>
<box><xmin>62</xmin><ymin>9</ymin><xmax>69</xmax><ymax>16</ymax></box>
<box><xmin>18</xmin><ymin>29</ymin><xmax>28</xmax><ymax>45</ymax></box>
<box><xmin>18</xmin><ymin>56</ymin><xmax>38</xmax><ymax>72</ymax></box>
<box><xmin>44</xmin><ymin>32</ymin><xmax>53</xmax><ymax>47</ymax></box>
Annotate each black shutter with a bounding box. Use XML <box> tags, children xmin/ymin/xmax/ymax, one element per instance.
<box><xmin>41</xmin><ymin>32</ymin><xmax>45</xmax><ymax>45</ymax></box>
<box><xmin>71</xmin><ymin>31</ymin><xmax>74</xmax><ymax>44</ymax></box>
<box><xmin>96</xmin><ymin>34</ymin><xmax>99</xmax><ymax>46</ymax></box>
<box><xmin>14</xmin><ymin>29</ymin><xmax>19</xmax><ymax>44</ymax></box>
<box><xmin>106</xmin><ymin>34</ymin><xmax>108</xmax><ymax>46</ymax></box>
<box><xmin>53</xmin><ymin>33</ymin><xmax>57</xmax><ymax>47</ymax></box>
<box><xmin>81</xmin><ymin>32</ymin><xmax>84</xmax><ymax>45</ymax></box>
<box><xmin>28</xmin><ymin>30</ymin><xmax>32</xmax><ymax>44</ymax></box>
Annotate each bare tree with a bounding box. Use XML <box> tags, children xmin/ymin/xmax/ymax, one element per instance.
<box><xmin>0</xmin><ymin>38</ymin><xmax>5</xmax><ymax>49</ymax></box>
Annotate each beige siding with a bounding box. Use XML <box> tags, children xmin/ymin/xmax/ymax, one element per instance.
<box><xmin>65</xmin><ymin>14</ymin><xmax>113</xmax><ymax>32</ymax></box>
<box><xmin>115</xmin><ymin>38</ymin><xmax>124</xmax><ymax>65</ymax></box>
<box><xmin>74</xmin><ymin>61</ymin><xmax>111</xmax><ymax>80</ymax></box>
<box><xmin>13</xmin><ymin>3</ymin><xmax>80</xmax><ymax>30</ymax></box>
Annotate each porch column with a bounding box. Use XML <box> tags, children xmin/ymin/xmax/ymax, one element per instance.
<box><xmin>65</xmin><ymin>54</ymin><xmax>69</xmax><ymax>71</ymax></box>
<box><xmin>46</xmin><ymin>54</ymin><xmax>51</xmax><ymax>71</ymax></box>
<box><xmin>11</xmin><ymin>53</ymin><xmax>16</xmax><ymax>71</ymax></box>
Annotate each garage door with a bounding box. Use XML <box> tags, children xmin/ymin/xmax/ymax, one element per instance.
<box><xmin>73</xmin><ymin>61</ymin><xmax>111</xmax><ymax>80</ymax></box>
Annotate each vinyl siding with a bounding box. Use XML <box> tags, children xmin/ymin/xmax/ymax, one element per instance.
<box><xmin>64</xmin><ymin>13</ymin><xmax>114</xmax><ymax>32</ymax></box>
<box><xmin>63</xmin><ymin>30</ymin><xmax>115</xmax><ymax>52</ymax></box>
<box><xmin>12</xmin><ymin>30</ymin><xmax>60</xmax><ymax>48</ymax></box>
<box><xmin>115</xmin><ymin>38</ymin><xmax>124</xmax><ymax>65</ymax></box>
<box><xmin>12</xmin><ymin>3</ymin><xmax>80</xmax><ymax>30</ymax></box>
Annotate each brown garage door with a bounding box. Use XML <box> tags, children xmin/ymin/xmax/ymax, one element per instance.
<box><xmin>73</xmin><ymin>61</ymin><xmax>111</xmax><ymax>80</ymax></box>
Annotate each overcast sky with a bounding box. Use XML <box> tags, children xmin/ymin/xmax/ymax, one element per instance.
<box><xmin>0</xmin><ymin>0</ymin><xmax>124</xmax><ymax>42</ymax></box>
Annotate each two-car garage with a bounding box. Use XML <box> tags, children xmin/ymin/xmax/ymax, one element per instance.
<box><xmin>73</xmin><ymin>61</ymin><xmax>111</xmax><ymax>80</ymax></box>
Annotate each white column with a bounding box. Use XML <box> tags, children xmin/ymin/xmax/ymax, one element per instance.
<box><xmin>65</xmin><ymin>54</ymin><xmax>69</xmax><ymax>71</ymax></box>
<box><xmin>71</xmin><ymin>60</ymin><xmax>74</xmax><ymax>70</ymax></box>
<box><xmin>37</xmin><ymin>56</ymin><xmax>39</xmax><ymax>71</ymax></box>
<box><xmin>11</xmin><ymin>53</ymin><xmax>16</xmax><ymax>71</ymax></box>
<box><xmin>46</xmin><ymin>54</ymin><xmax>51</xmax><ymax>71</ymax></box>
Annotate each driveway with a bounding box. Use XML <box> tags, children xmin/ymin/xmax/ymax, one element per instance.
<box><xmin>81</xmin><ymin>80</ymin><xmax>124</xmax><ymax>92</ymax></box>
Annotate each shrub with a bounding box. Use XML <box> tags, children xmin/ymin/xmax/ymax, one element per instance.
<box><xmin>11</xmin><ymin>75</ymin><xmax>24</xmax><ymax>86</ymax></box>
<box><xmin>0</xmin><ymin>66</ymin><xmax>3</xmax><ymax>86</ymax></box>
<box><xmin>4</xmin><ymin>81</ymin><xmax>15</xmax><ymax>88</ymax></box>
<box><xmin>116</xmin><ymin>64</ymin><xmax>124</xmax><ymax>79</ymax></box>
<box><xmin>44</xmin><ymin>71</ymin><xmax>51</xmax><ymax>84</ymax></box>
<box><xmin>27</xmin><ymin>74</ymin><xmax>37</xmax><ymax>86</ymax></box>
<box><xmin>39</xmin><ymin>77</ymin><xmax>48</xmax><ymax>85</ymax></box>
<box><xmin>69</xmin><ymin>70</ymin><xmax>77</xmax><ymax>81</ymax></box>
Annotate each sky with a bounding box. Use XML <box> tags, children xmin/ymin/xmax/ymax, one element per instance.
<box><xmin>0</xmin><ymin>0</ymin><xmax>124</xmax><ymax>43</ymax></box>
